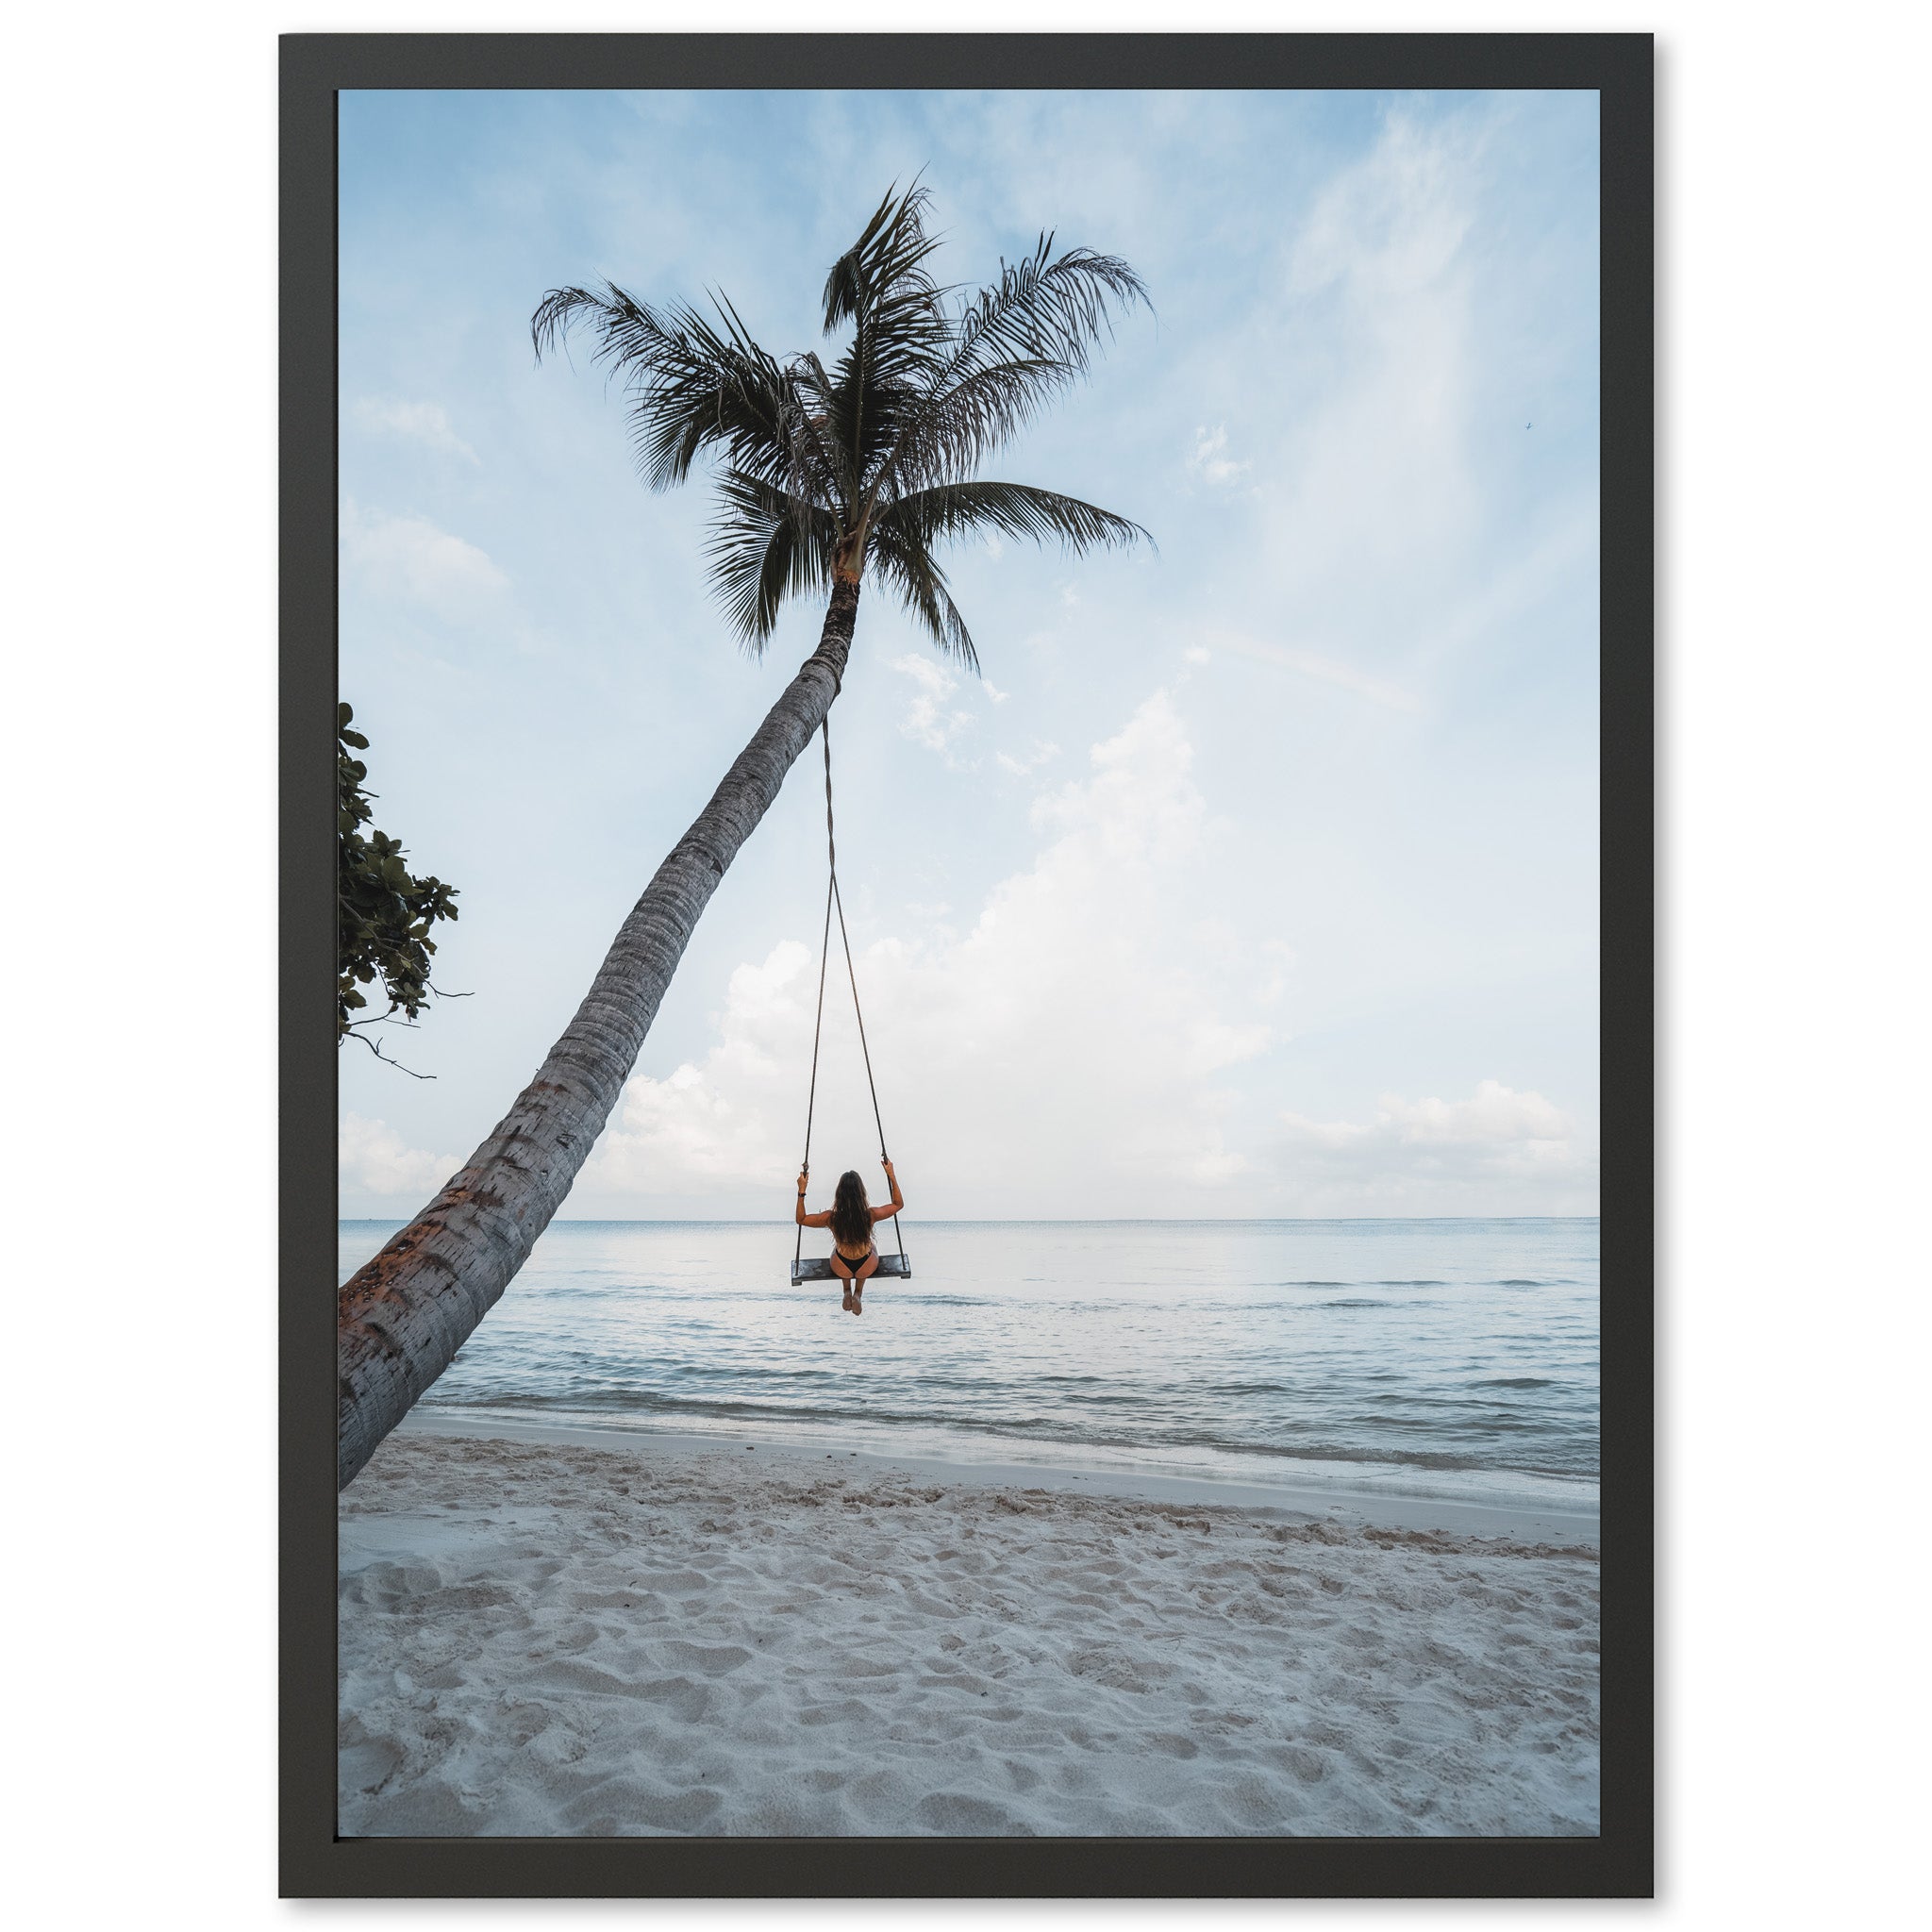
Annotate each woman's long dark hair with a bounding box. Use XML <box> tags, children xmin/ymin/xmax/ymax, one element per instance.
<box><xmin>830</xmin><ymin>1171</ymin><xmax>872</xmax><ymax>1250</ymax></box>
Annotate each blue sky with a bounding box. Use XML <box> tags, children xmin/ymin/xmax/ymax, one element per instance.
<box><xmin>338</xmin><ymin>87</ymin><xmax>1600</xmax><ymax>1220</ymax></box>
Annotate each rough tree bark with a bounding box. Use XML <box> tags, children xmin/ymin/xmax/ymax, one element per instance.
<box><xmin>337</xmin><ymin>578</ymin><xmax>862</xmax><ymax>1488</ymax></box>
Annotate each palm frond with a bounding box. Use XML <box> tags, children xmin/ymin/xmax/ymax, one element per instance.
<box><xmin>821</xmin><ymin>183</ymin><xmax>946</xmax><ymax>335</ymax></box>
<box><xmin>704</xmin><ymin>471</ymin><xmax>839</xmax><ymax>649</ymax></box>
<box><xmin>878</xmin><ymin>480</ymin><xmax>1151</xmax><ymax>560</ymax></box>
<box><xmin>867</xmin><ymin>238</ymin><xmax>1151</xmax><ymax>501</ymax></box>
<box><xmin>533</xmin><ymin>281</ymin><xmax>837</xmax><ymax>508</ymax></box>
<box><xmin>868</xmin><ymin>517</ymin><xmax>979</xmax><ymax>674</ymax></box>
<box><xmin>949</xmin><ymin>237</ymin><xmax>1151</xmax><ymax>382</ymax></box>
<box><xmin>874</xmin><ymin>355</ymin><xmax>1084</xmax><ymax>500</ymax></box>
<box><xmin>815</xmin><ymin>183</ymin><xmax>958</xmax><ymax>495</ymax></box>
<box><xmin>781</xmin><ymin>349</ymin><xmax>863</xmax><ymax>513</ymax></box>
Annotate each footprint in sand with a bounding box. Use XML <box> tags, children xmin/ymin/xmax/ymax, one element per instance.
<box><xmin>561</xmin><ymin>1780</ymin><xmax>724</xmax><ymax>1836</ymax></box>
<box><xmin>911</xmin><ymin>1791</ymin><xmax>1032</xmax><ymax>1834</ymax></box>
<box><xmin>797</xmin><ymin>1696</ymin><xmax>876</xmax><ymax>1727</ymax></box>
<box><xmin>658</xmin><ymin>1640</ymin><xmax>753</xmax><ymax>1676</ymax></box>
<box><xmin>338</xmin><ymin>1734</ymin><xmax>406</xmax><ymax>1794</ymax></box>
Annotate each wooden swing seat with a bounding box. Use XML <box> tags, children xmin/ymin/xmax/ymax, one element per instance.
<box><xmin>791</xmin><ymin>1253</ymin><xmax>913</xmax><ymax>1286</ymax></box>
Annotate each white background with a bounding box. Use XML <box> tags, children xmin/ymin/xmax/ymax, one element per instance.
<box><xmin>8</xmin><ymin>1</ymin><xmax>1927</xmax><ymax>1925</ymax></box>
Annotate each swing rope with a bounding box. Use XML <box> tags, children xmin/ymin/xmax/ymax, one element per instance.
<box><xmin>795</xmin><ymin>714</ymin><xmax>908</xmax><ymax>1278</ymax></box>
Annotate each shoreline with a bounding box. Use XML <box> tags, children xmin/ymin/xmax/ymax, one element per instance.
<box><xmin>394</xmin><ymin>1407</ymin><xmax>1600</xmax><ymax>1548</ymax></box>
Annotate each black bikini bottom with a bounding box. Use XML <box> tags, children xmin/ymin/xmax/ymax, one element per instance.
<box><xmin>834</xmin><ymin>1247</ymin><xmax>875</xmax><ymax>1276</ymax></box>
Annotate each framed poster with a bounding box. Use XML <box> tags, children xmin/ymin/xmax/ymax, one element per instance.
<box><xmin>284</xmin><ymin>30</ymin><xmax>1652</xmax><ymax>1897</ymax></box>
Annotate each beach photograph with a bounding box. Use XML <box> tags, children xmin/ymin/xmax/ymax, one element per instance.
<box><xmin>334</xmin><ymin>84</ymin><xmax>1604</xmax><ymax>1840</ymax></box>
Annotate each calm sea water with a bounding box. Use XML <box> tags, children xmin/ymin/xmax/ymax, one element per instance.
<box><xmin>338</xmin><ymin>1219</ymin><xmax>1599</xmax><ymax>1510</ymax></box>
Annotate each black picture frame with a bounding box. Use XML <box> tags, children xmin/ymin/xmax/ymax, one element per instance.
<box><xmin>283</xmin><ymin>30</ymin><xmax>1653</xmax><ymax>1898</ymax></box>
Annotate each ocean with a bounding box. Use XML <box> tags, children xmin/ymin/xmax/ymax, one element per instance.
<box><xmin>338</xmin><ymin>1218</ymin><xmax>1600</xmax><ymax>1512</ymax></box>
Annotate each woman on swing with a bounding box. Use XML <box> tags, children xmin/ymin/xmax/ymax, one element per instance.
<box><xmin>796</xmin><ymin>1158</ymin><xmax>904</xmax><ymax>1312</ymax></box>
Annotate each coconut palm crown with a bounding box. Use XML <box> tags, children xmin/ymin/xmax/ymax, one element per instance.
<box><xmin>531</xmin><ymin>184</ymin><xmax>1152</xmax><ymax>671</ymax></box>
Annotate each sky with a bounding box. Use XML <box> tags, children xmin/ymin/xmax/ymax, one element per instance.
<box><xmin>337</xmin><ymin>87</ymin><xmax>1600</xmax><ymax>1222</ymax></box>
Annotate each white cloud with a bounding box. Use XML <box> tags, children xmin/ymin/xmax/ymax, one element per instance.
<box><xmin>1381</xmin><ymin>1081</ymin><xmax>1573</xmax><ymax>1149</ymax></box>
<box><xmin>1187</xmin><ymin>423</ymin><xmax>1249</xmax><ymax>487</ymax></box>
<box><xmin>983</xmin><ymin>680</ymin><xmax>1011</xmax><ymax>705</ymax></box>
<box><xmin>1183</xmin><ymin>647</ymin><xmax>1211</xmax><ymax>666</ymax></box>
<box><xmin>994</xmin><ymin>740</ymin><xmax>1060</xmax><ymax>776</ymax></box>
<box><xmin>350</xmin><ymin>396</ymin><xmax>479</xmax><ymax>465</ymax></box>
<box><xmin>340</xmin><ymin>497</ymin><xmax>508</xmax><ymax>618</ymax></box>
<box><xmin>890</xmin><ymin>653</ymin><xmax>979</xmax><ymax>763</ymax></box>
<box><xmin>587</xmin><ymin>941</ymin><xmax>821</xmax><ymax>1194</ymax></box>
<box><xmin>1290</xmin><ymin>111</ymin><xmax>1478</xmax><ymax>307</ymax></box>
<box><xmin>1272</xmin><ymin>1081</ymin><xmax>1597</xmax><ymax>1214</ymax></box>
<box><xmin>581</xmin><ymin>690</ymin><xmax>1276</xmax><ymax>1215</ymax></box>
<box><xmin>1257</xmin><ymin>938</ymin><xmax>1296</xmax><ymax>1006</ymax></box>
<box><xmin>1264</xmin><ymin>110</ymin><xmax>1486</xmax><ymax>600</ymax></box>
<box><xmin>339</xmin><ymin>1113</ymin><xmax>464</xmax><ymax>1201</ymax></box>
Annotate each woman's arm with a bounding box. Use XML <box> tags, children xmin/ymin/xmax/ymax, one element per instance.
<box><xmin>871</xmin><ymin>1158</ymin><xmax>905</xmax><ymax>1224</ymax></box>
<box><xmin>794</xmin><ymin>1169</ymin><xmax>832</xmax><ymax>1228</ymax></box>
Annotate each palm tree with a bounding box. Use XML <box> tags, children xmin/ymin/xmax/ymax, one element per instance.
<box><xmin>337</xmin><ymin>187</ymin><xmax>1150</xmax><ymax>1488</ymax></box>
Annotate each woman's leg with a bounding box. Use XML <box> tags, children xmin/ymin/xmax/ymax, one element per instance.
<box><xmin>854</xmin><ymin>1249</ymin><xmax>880</xmax><ymax>1287</ymax></box>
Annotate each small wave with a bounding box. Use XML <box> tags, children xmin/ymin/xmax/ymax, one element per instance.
<box><xmin>669</xmin><ymin>1363</ymin><xmax>836</xmax><ymax>1383</ymax></box>
<box><xmin>1474</xmin><ymin>1377</ymin><xmax>1557</xmax><ymax>1389</ymax></box>
<box><xmin>1268</xmin><ymin>1278</ymin><xmax>1450</xmax><ymax>1291</ymax></box>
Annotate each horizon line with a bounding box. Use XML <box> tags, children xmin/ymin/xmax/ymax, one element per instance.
<box><xmin>338</xmin><ymin>1213</ymin><xmax>1604</xmax><ymax>1225</ymax></box>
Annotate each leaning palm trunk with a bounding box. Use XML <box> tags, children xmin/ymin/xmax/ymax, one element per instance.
<box><xmin>337</xmin><ymin>580</ymin><xmax>859</xmax><ymax>1487</ymax></box>
<box><xmin>338</xmin><ymin>185</ymin><xmax>1149</xmax><ymax>1487</ymax></box>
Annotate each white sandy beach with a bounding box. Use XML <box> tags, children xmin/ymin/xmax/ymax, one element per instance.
<box><xmin>339</xmin><ymin>1420</ymin><xmax>1599</xmax><ymax>1837</ymax></box>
